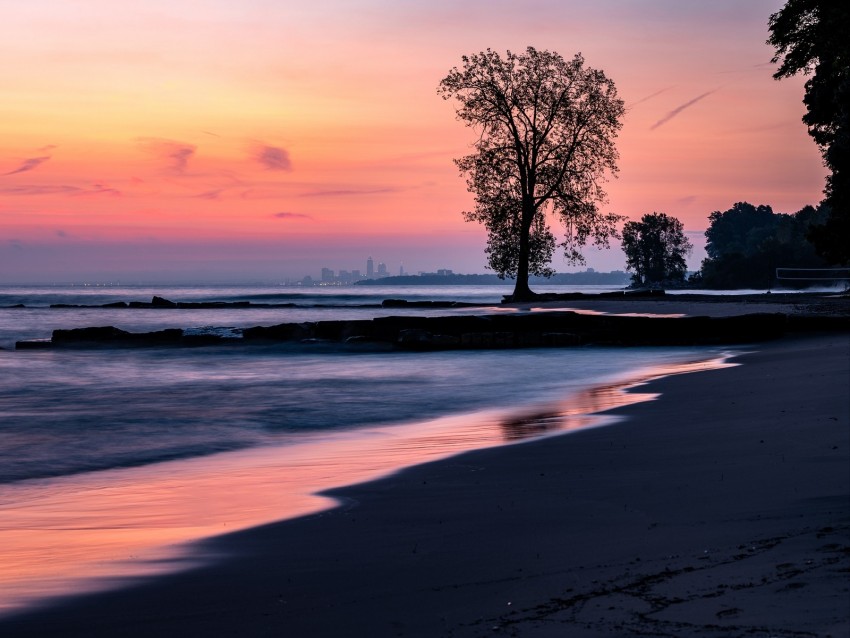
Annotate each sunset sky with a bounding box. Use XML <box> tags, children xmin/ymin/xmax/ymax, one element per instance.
<box><xmin>0</xmin><ymin>0</ymin><xmax>826</xmax><ymax>283</ymax></box>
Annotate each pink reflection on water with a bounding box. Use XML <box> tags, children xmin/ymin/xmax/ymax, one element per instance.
<box><xmin>0</xmin><ymin>353</ymin><xmax>735</xmax><ymax>614</ymax></box>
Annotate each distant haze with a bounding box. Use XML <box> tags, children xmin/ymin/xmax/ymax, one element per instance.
<box><xmin>1</xmin><ymin>237</ymin><xmax>707</xmax><ymax>284</ymax></box>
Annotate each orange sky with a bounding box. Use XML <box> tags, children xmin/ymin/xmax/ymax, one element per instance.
<box><xmin>0</xmin><ymin>0</ymin><xmax>826</xmax><ymax>282</ymax></box>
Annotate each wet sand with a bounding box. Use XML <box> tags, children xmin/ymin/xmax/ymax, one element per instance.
<box><xmin>2</xmin><ymin>334</ymin><xmax>848</xmax><ymax>637</ymax></box>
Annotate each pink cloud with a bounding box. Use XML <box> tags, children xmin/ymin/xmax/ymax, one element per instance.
<box><xmin>299</xmin><ymin>187</ymin><xmax>399</xmax><ymax>197</ymax></box>
<box><xmin>273</xmin><ymin>211</ymin><xmax>313</xmax><ymax>220</ymax></box>
<box><xmin>253</xmin><ymin>144</ymin><xmax>292</xmax><ymax>171</ymax></box>
<box><xmin>650</xmin><ymin>88</ymin><xmax>721</xmax><ymax>130</ymax></box>
<box><xmin>3</xmin><ymin>156</ymin><xmax>51</xmax><ymax>176</ymax></box>
<box><xmin>138</xmin><ymin>138</ymin><xmax>197</xmax><ymax>174</ymax></box>
<box><xmin>0</xmin><ymin>183</ymin><xmax>120</xmax><ymax>196</ymax></box>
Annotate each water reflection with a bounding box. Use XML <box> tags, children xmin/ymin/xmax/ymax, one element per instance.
<box><xmin>498</xmin><ymin>357</ymin><xmax>720</xmax><ymax>441</ymax></box>
<box><xmin>0</xmin><ymin>353</ymin><xmax>735</xmax><ymax>615</ymax></box>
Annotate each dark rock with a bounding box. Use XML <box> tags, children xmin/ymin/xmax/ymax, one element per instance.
<box><xmin>786</xmin><ymin>314</ymin><xmax>850</xmax><ymax>332</ymax></box>
<box><xmin>382</xmin><ymin>299</ymin><xmax>478</xmax><ymax>308</ymax></box>
<box><xmin>180</xmin><ymin>334</ymin><xmax>228</xmax><ymax>346</ymax></box>
<box><xmin>52</xmin><ymin>326</ymin><xmax>131</xmax><ymax>342</ymax></box>
<box><xmin>128</xmin><ymin>329</ymin><xmax>184</xmax><ymax>344</ymax></box>
<box><xmin>397</xmin><ymin>329</ymin><xmax>433</xmax><ymax>345</ymax></box>
<box><xmin>242</xmin><ymin>322</ymin><xmax>315</xmax><ymax>341</ymax></box>
<box><xmin>50</xmin><ymin>326</ymin><xmax>183</xmax><ymax>347</ymax></box>
<box><xmin>542</xmin><ymin>332</ymin><xmax>582</xmax><ymax>346</ymax></box>
<box><xmin>15</xmin><ymin>339</ymin><xmax>52</xmax><ymax>350</ymax></box>
<box><xmin>151</xmin><ymin>296</ymin><xmax>177</xmax><ymax>308</ymax></box>
<box><xmin>314</xmin><ymin>320</ymin><xmax>374</xmax><ymax>341</ymax></box>
<box><xmin>175</xmin><ymin>301</ymin><xmax>252</xmax><ymax>309</ymax></box>
<box><xmin>460</xmin><ymin>332</ymin><xmax>515</xmax><ymax>348</ymax></box>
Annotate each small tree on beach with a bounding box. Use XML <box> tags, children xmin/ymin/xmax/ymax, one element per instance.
<box><xmin>621</xmin><ymin>212</ymin><xmax>692</xmax><ymax>287</ymax></box>
<box><xmin>438</xmin><ymin>47</ymin><xmax>625</xmax><ymax>300</ymax></box>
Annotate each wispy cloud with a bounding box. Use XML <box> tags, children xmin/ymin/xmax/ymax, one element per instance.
<box><xmin>0</xmin><ymin>185</ymin><xmax>79</xmax><ymax>195</ymax></box>
<box><xmin>82</xmin><ymin>183</ymin><xmax>122</xmax><ymax>197</ymax></box>
<box><xmin>253</xmin><ymin>144</ymin><xmax>292</xmax><ymax>171</ymax></box>
<box><xmin>273</xmin><ymin>211</ymin><xmax>313</xmax><ymax>220</ymax></box>
<box><xmin>138</xmin><ymin>138</ymin><xmax>196</xmax><ymax>174</ymax></box>
<box><xmin>650</xmin><ymin>88</ymin><xmax>720</xmax><ymax>130</ymax></box>
<box><xmin>300</xmin><ymin>187</ymin><xmax>398</xmax><ymax>197</ymax></box>
<box><xmin>0</xmin><ymin>183</ymin><xmax>120</xmax><ymax>197</ymax></box>
<box><xmin>677</xmin><ymin>195</ymin><xmax>698</xmax><ymax>205</ymax></box>
<box><xmin>192</xmin><ymin>189</ymin><xmax>223</xmax><ymax>200</ymax></box>
<box><xmin>3</xmin><ymin>155</ymin><xmax>51</xmax><ymax>176</ymax></box>
<box><xmin>630</xmin><ymin>86</ymin><xmax>673</xmax><ymax>109</ymax></box>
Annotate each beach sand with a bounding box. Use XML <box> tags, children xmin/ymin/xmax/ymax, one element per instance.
<box><xmin>2</xmin><ymin>333</ymin><xmax>848</xmax><ymax>637</ymax></box>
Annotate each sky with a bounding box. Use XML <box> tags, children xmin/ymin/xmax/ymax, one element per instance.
<box><xmin>0</xmin><ymin>0</ymin><xmax>827</xmax><ymax>283</ymax></box>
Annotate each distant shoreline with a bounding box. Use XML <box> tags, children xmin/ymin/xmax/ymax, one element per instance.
<box><xmin>355</xmin><ymin>272</ymin><xmax>630</xmax><ymax>285</ymax></box>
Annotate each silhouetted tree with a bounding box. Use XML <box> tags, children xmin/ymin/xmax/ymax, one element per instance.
<box><xmin>438</xmin><ymin>47</ymin><xmax>625</xmax><ymax>300</ymax></box>
<box><xmin>699</xmin><ymin>201</ymin><xmax>827</xmax><ymax>288</ymax></box>
<box><xmin>768</xmin><ymin>1</ymin><xmax>850</xmax><ymax>264</ymax></box>
<box><xmin>705</xmin><ymin>202</ymin><xmax>778</xmax><ymax>261</ymax></box>
<box><xmin>621</xmin><ymin>213</ymin><xmax>692</xmax><ymax>287</ymax></box>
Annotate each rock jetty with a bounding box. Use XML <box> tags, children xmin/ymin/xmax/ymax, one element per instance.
<box><xmin>15</xmin><ymin>310</ymin><xmax>848</xmax><ymax>351</ymax></box>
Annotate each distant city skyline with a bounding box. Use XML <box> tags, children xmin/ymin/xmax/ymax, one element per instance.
<box><xmin>316</xmin><ymin>257</ymin><xmax>444</xmax><ymax>285</ymax></box>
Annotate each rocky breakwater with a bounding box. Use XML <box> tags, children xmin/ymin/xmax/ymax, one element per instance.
<box><xmin>15</xmin><ymin>326</ymin><xmax>239</xmax><ymax>349</ymax></box>
<box><xmin>15</xmin><ymin>312</ymin><xmax>786</xmax><ymax>351</ymax></box>
<box><xmin>17</xmin><ymin>311</ymin><xmax>840</xmax><ymax>351</ymax></box>
<box><xmin>49</xmin><ymin>295</ymin><xmax>263</xmax><ymax>309</ymax></box>
<box><xmin>243</xmin><ymin>311</ymin><xmax>791</xmax><ymax>349</ymax></box>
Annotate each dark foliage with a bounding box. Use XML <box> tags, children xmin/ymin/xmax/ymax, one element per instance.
<box><xmin>768</xmin><ymin>1</ymin><xmax>850</xmax><ymax>264</ymax></box>
<box><xmin>699</xmin><ymin>202</ymin><xmax>827</xmax><ymax>288</ymax></box>
<box><xmin>621</xmin><ymin>213</ymin><xmax>692</xmax><ymax>287</ymax></box>
<box><xmin>438</xmin><ymin>47</ymin><xmax>625</xmax><ymax>300</ymax></box>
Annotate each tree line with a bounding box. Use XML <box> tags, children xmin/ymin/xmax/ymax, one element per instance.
<box><xmin>621</xmin><ymin>202</ymin><xmax>830</xmax><ymax>289</ymax></box>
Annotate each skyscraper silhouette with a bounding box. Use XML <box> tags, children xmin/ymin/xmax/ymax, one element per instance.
<box><xmin>366</xmin><ymin>256</ymin><xmax>374</xmax><ymax>278</ymax></box>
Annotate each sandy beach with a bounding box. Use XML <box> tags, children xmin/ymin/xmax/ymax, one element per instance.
<box><xmin>2</xmin><ymin>331</ymin><xmax>848</xmax><ymax>637</ymax></box>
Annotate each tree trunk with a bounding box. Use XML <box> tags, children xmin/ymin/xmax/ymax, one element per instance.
<box><xmin>511</xmin><ymin>201</ymin><xmax>536</xmax><ymax>301</ymax></box>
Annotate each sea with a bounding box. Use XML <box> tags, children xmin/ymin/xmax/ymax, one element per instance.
<box><xmin>0</xmin><ymin>283</ymin><xmax>738</xmax><ymax>615</ymax></box>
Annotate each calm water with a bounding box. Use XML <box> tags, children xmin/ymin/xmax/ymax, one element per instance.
<box><xmin>0</xmin><ymin>284</ymin><xmax>737</xmax><ymax>614</ymax></box>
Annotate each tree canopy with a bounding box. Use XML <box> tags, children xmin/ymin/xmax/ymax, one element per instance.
<box><xmin>698</xmin><ymin>201</ymin><xmax>827</xmax><ymax>288</ymax></box>
<box><xmin>768</xmin><ymin>1</ymin><xmax>850</xmax><ymax>264</ymax></box>
<box><xmin>438</xmin><ymin>47</ymin><xmax>625</xmax><ymax>300</ymax></box>
<box><xmin>621</xmin><ymin>213</ymin><xmax>692</xmax><ymax>287</ymax></box>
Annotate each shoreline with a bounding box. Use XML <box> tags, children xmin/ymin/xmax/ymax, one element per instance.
<box><xmin>1</xmin><ymin>333</ymin><xmax>847</xmax><ymax>636</ymax></box>
<box><xmin>0</xmin><ymin>348</ymin><xmax>731</xmax><ymax>617</ymax></box>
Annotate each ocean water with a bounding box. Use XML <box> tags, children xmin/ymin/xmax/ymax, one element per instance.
<box><xmin>0</xmin><ymin>284</ymin><xmax>737</xmax><ymax>614</ymax></box>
